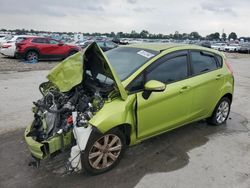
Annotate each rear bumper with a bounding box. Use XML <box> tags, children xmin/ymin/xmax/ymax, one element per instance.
<box><xmin>24</xmin><ymin>124</ymin><xmax>73</xmax><ymax>159</ymax></box>
<box><xmin>0</xmin><ymin>48</ymin><xmax>15</xmax><ymax>57</ymax></box>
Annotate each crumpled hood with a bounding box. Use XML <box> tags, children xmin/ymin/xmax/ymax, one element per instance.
<box><xmin>47</xmin><ymin>42</ymin><xmax>127</xmax><ymax>100</ymax></box>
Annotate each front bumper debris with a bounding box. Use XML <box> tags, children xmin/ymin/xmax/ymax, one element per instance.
<box><xmin>24</xmin><ymin>124</ymin><xmax>73</xmax><ymax>159</ymax></box>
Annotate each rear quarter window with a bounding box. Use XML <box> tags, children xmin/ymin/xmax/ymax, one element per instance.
<box><xmin>191</xmin><ymin>51</ymin><xmax>219</xmax><ymax>75</ymax></box>
<box><xmin>215</xmin><ymin>55</ymin><xmax>223</xmax><ymax>68</ymax></box>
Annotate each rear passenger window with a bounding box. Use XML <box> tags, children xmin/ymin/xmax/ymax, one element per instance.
<box><xmin>191</xmin><ymin>51</ymin><xmax>218</xmax><ymax>74</ymax></box>
<box><xmin>32</xmin><ymin>38</ymin><xmax>47</xmax><ymax>44</ymax></box>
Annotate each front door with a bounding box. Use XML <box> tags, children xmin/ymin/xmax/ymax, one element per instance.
<box><xmin>136</xmin><ymin>51</ymin><xmax>193</xmax><ymax>139</ymax></box>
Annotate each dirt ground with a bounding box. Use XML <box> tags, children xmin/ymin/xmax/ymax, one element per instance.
<box><xmin>0</xmin><ymin>52</ymin><xmax>249</xmax><ymax>188</ymax></box>
<box><xmin>0</xmin><ymin>54</ymin><xmax>59</xmax><ymax>72</ymax></box>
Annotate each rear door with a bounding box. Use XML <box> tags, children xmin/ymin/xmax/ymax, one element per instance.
<box><xmin>188</xmin><ymin>50</ymin><xmax>225</xmax><ymax>120</ymax></box>
<box><xmin>135</xmin><ymin>51</ymin><xmax>194</xmax><ymax>139</ymax></box>
<box><xmin>45</xmin><ymin>39</ymin><xmax>68</xmax><ymax>56</ymax></box>
<box><xmin>31</xmin><ymin>38</ymin><xmax>50</xmax><ymax>56</ymax></box>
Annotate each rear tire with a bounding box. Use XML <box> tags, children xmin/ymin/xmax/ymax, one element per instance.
<box><xmin>25</xmin><ymin>51</ymin><xmax>38</xmax><ymax>61</ymax></box>
<box><xmin>207</xmin><ymin>97</ymin><xmax>231</xmax><ymax>126</ymax></box>
<box><xmin>82</xmin><ymin>128</ymin><xmax>126</xmax><ymax>175</ymax></box>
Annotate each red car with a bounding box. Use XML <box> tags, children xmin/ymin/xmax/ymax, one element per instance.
<box><xmin>15</xmin><ymin>37</ymin><xmax>80</xmax><ymax>61</ymax></box>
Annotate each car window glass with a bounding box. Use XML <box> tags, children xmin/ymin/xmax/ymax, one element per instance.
<box><xmin>146</xmin><ymin>55</ymin><xmax>188</xmax><ymax>84</ymax></box>
<box><xmin>127</xmin><ymin>74</ymin><xmax>144</xmax><ymax>93</ymax></box>
<box><xmin>49</xmin><ymin>39</ymin><xmax>59</xmax><ymax>44</ymax></box>
<box><xmin>16</xmin><ymin>37</ymin><xmax>26</xmax><ymax>43</ymax></box>
<box><xmin>191</xmin><ymin>51</ymin><xmax>218</xmax><ymax>74</ymax></box>
<box><xmin>215</xmin><ymin>55</ymin><xmax>223</xmax><ymax>67</ymax></box>
<box><xmin>97</xmin><ymin>41</ymin><xmax>105</xmax><ymax>47</ymax></box>
<box><xmin>105</xmin><ymin>47</ymin><xmax>158</xmax><ymax>80</ymax></box>
<box><xmin>32</xmin><ymin>38</ymin><xmax>47</xmax><ymax>44</ymax></box>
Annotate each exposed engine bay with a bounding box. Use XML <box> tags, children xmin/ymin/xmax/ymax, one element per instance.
<box><xmin>28</xmin><ymin>74</ymin><xmax>113</xmax><ymax>142</ymax></box>
<box><xmin>25</xmin><ymin>43</ymin><xmax>122</xmax><ymax>171</ymax></box>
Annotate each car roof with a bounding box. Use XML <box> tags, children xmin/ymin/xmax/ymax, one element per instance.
<box><xmin>125</xmin><ymin>43</ymin><xmax>183</xmax><ymax>51</ymax></box>
<box><xmin>10</xmin><ymin>35</ymin><xmax>37</xmax><ymax>41</ymax></box>
<box><xmin>124</xmin><ymin>43</ymin><xmax>223</xmax><ymax>55</ymax></box>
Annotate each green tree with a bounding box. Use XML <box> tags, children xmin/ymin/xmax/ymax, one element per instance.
<box><xmin>173</xmin><ymin>31</ymin><xmax>181</xmax><ymax>39</ymax></box>
<box><xmin>207</xmin><ymin>32</ymin><xmax>220</xmax><ymax>40</ymax></box>
<box><xmin>228</xmin><ymin>32</ymin><xmax>237</xmax><ymax>40</ymax></box>
<box><xmin>189</xmin><ymin>31</ymin><xmax>201</xmax><ymax>40</ymax></box>
<box><xmin>222</xmin><ymin>33</ymin><xmax>227</xmax><ymax>41</ymax></box>
<box><xmin>110</xmin><ymin>32</ymin><xmax>115</xmax><ymax>37</ymax></box>
<box><xmin>140</xmin><ymin>30</ymin><xmax>149</xmax><ymax>38</ymax></box>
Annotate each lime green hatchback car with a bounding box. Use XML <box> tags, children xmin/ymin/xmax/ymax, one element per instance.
<box><xmin>24</xmin><ymin>42</ymin><xmax>234</xmax><ymax>174</ymax></box>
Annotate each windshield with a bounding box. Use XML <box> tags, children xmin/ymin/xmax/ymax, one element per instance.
<box><xmin>105</xmin><ymin>47</ymin><xmax>158</xmax><ymax>80</ymax></box>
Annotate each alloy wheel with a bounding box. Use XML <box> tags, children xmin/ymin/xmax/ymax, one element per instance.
<box><xmin>88</xmin><ymin>134</ymin><xmax>122</xmax><ymax>170</ymax></box>
<box><xmin>216</xmin><ymin>101</ymin><xmax>230</xmax><ymax>124</ymax></box>
<box><xmin>27</xmin><ymin>51</ymin><xmax>38</xmax><ymax>61</ymax></box>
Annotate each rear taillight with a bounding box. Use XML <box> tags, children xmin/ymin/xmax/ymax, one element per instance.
<box><xmin>225</xmin><ymin>60</ymin><xmax>233</xmax><ymax>75</ymax></box>
<box><xmin>2</xmin><ymin>44</ymin><xmax>11</xmax><ymax>48</ymax></box>
<box><xmin>16</xmin><ymin>42</ymin><xmax>25</xmax><ymax>51</ymax></box>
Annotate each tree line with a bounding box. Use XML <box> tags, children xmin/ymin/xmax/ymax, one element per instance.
<box><xmin>0</xmin><ymin>28</ymin><xmax>249</xmax><ymax>41</ymax></box>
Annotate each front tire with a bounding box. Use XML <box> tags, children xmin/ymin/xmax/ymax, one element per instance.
<box><xmin>207</xmin><ymin>97</ymin><xmax>231</xmax><ymax>126</ymax></box>
<box><xmin>82</xmin><ymin>128</ymin><xmax>126</xmax><ymax>175</ymax></box>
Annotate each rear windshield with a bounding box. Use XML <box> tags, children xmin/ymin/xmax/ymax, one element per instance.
<box><xmin>105</xmin><ymin>47</ymin><xmax>158</xmax><ymax>80</ymax></box>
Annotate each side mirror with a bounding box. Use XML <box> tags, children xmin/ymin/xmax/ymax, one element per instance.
<box><xmin>58</xmin><ymin>43</ymin><xmax>64</xmax><ymax>46</ymax></box>
<box><xmin>142</xmin><ymin>80</ymin><xmax>166</xmax><ymax>99</ymax></box>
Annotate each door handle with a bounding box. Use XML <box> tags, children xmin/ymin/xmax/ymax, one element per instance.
<box><xmin>179</xmin><ymin>86</ymin><xmax>191</xmax><ymax>93</ymax></box>
<box><xmin>216</xmin><ymin>74</ymin><xmax>223</xmax><ymax>80</ymax></box>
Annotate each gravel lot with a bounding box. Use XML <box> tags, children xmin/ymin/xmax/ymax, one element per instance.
<box><xmin>0</xmin><ymin>54</ymin><xmax>59</xmax><ymax>72</ymax></box>
<box><xmin>0</xmin><ymin>52</ymin><xmax>249</xmax><ymax>188</ymax></box>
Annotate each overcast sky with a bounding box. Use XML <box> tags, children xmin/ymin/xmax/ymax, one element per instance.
<box><xmin>0</xmin><ymin>0</ymin><xmax>249</xmax><ymax>36</ymax></box>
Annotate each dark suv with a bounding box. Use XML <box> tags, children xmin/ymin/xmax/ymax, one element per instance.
<box><xmin>15</xmin><ymin>37</ymin><xmax>80</xmax><ymax>61</ymax></box>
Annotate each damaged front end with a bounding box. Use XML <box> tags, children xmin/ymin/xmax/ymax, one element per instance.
<box><xmin>24</xmin><ymin>42</ymin><xmax>126</xmax><ymax>170</ymax></box>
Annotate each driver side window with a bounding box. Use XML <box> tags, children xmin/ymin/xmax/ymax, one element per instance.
<box><xmin>146</xmin><ymin>55</ymin><xmax>188</xmax><ymax>84</ymax></box>
<box><xmin>126</xmin><ymin>52</ymin><xmax>189</xmax><ymax>94</ymax></box>
<box><xmin>126</xmin><ymin>74</ymin><xmax>144</xmax><ymax>94</ymax></box>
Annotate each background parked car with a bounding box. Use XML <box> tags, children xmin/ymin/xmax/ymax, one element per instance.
<box><xmin>211</xmin><ymin>43</ymin><xmax>226</xmax><ymax>51</ymax></box>
<box><xmin>15</xmin><ymin>37</ymin><xmax>80</xmax><ymax>61</ymax></box>
<box><xmin>75</xmin><ymin>40</ymin><xmax>118</xmax><ymax>51</ymax></box>
<box><xmin>238</xmin><ymin>43</ymin><xmax>250</xmax><ymax>53</ymax></box>
<box><xmin>75</xmin><ymin>40</ymin><xmax>94</xmax><ymax>49</ymax></box>
<box><xmin>199</xmin><ymin>41</ymin><xmax>211</xmax><ymax>48</ymax></box>
<box><xmin>0</xmin><ymin>34</ymin><xmax>8</xmax><ymax>46</ymax></box>
<box><xmin>224</xmin><ymin>44</ymin><xmax>241</xmax><ymax>52</ymax></box>
<box><xmin>112</xmin><ymin>37</ymin><xmax>129</xmax><ymax>45</ymax></box>
<box><xmin>0</xmin><ymin>35</ymin><xmax>32</xmax><ymax>57</ymax></box>
<box><xmin>96</xmin><ymin>41</ymin><xmax>118</xmax><ymax>51</ymax></box>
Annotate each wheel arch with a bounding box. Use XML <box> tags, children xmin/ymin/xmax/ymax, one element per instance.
<box><xmin>100</xmin><ymin>123</ymin><xmax>132</xmax><ymax>146</ymax></box>
<box><xmin>221</xmin><ymin>93</ymin><xmax>233</xmax><ymax>103</ymax></box>
<box><xmin>114</xmin><ymin>124</ymin><xmax>132</xmax><ymax>146</ymax></box>
<box><xmin>24</xmin><ymin>48</ymin><xmax>40</xmax><ymax>58</ymax></box>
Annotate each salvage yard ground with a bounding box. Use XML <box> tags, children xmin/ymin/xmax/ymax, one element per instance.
<box><xmin>0</xmin><ymin>52</ymin><xmax>249</xmax><ymax>188</ymax></box>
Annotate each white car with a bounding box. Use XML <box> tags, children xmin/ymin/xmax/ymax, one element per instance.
<box><xmin>0</xmin><ymin>34</ymin><xmax>12</xmax><ymax>47</ymax></box>
<box><xmin>224</xmin><ymin>44</ymin><xmax>241</xmax><ymax>52</ymax></box>
<box><xmin>211</xmin><ymin>43</ymin><xmax>226</xmax><ymax>51</ymax></box>
<box><xmin>0</xmin><ymin>35</ymin><xmax>32</xmax><ymax>57</ymax></box>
